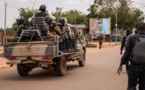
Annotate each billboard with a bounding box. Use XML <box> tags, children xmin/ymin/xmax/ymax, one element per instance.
<box><xmin>89</xmin><ymin>18</ymin><xmax>111</xmax><ymax>35</ymax></box>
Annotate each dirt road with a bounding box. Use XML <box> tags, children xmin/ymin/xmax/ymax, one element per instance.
<box><xmin>0</xmin><ymin>46</ymin><xmax>128</xmax><ymax>90</ymax></box>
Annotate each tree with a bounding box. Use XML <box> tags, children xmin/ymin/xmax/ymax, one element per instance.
<box><xmin>11</xmin><ymin>7</ymin><xmax>38</xmax><ymax>31</ymax></box>
<box><xmin>53</xmin><ymin>8</ymin><xmax>88</xmax><ymax>25</ymax></box>
<box><xmin>18</xmin><ymin>7</ymin><xmax>38</xmax><ymax>27</ymax></box>
<box><xmin>62</xmin><ymin>10</ymin><xmax>88</xmax><ymax>25</ymax></box>
<box><xmin>0</xmin><ymin>27</ymin><xmax>3</xmax><ymax>31</ymax></box>
<box><xmin>87</xmin><ymin>0</ymin><xmax>144</xmax><ymax>31</ymax></box>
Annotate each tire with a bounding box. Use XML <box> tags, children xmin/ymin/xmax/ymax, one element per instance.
<box><xmin>56</xmin><ymin>57</ymin><xmax>67</xmax><ymax>76</ymax></box>
<box><xmin>17</xmin><ymin>64</ymin><xmax>29</xmax><ymax>76</ymax></box>
<box><xmin>79</xmin><ymin>49</ymin><xmax>86</xmax><ymax>67</ymax></box>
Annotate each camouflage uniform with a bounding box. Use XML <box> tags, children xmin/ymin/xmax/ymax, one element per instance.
<box><xmin>49</xmin><ymin>24</ymin><xmax>63</xmax><ymax>43</ymax></box>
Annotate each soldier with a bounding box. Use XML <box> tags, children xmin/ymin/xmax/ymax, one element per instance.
<box><xmin>97</xmin><ymin>33</ymin><xmax>103</xmax><ymax>49</ymax></box>
<box><xmin>8</xmin><ymin>17</ymin><xmax>25</xmax><ymax>42</ymax></box>
<box><xmin>35</xmin><ymin>4</ymin><xmax>48</xmax><ymax>17</ymax></box>
<box><xmin>34</xmin><ymin>4</ymin><xmax>53</xmax><ymax>38</ymax></box>
<box><xmin>120</xmin><ymin>29</ymin><xmax>131</xmax><ymax>71</ymax></box>
<box><xmin>46</xmin><ymin>16</ymin><xmax>68</xmax><ymax>37</ymax></box>
<box><xmin>118</xmin><ymin>21</ymin><xmax>145</xmax><ymax>90</ymax></box>
<box><xmin>57</xmin><ymin>17</ymin><xmax>74</xmax><ymax>52</ymax></box>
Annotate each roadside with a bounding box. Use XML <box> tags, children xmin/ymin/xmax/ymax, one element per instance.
<box><xmin>86</xmin><ymin>41</ymin><xmax>121</xmax><ymax>54</ymax></box>
<box><xmin>0</xmin><ymin>41</ymin><xmax>121</xmax><ymax>70</ymax></box>
<box><xmin>0</xmin><ymin>46</ymin><xmax>11</xmax><ymax>70</ymax></box>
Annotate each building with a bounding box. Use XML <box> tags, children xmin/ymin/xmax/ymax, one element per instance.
<box><xmin>72</xmin><ymin>24</ymin><xmax>88</xmax><ymax>36</ymax></box>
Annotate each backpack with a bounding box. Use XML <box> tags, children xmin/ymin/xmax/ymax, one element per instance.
<box><xmin>131</xmin><ymin>35</ymin><xmax>145</xmax><ymax>64</ymax></box>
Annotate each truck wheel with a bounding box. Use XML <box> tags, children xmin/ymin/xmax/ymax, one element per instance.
<box><xmin>79</xmin><ymin>49</ymin><xmax>86</xmax><ymax>67</ymax></box>
<box><xmin>17</xmin><ymin>64</ymin><xmax>29</xmax><ymax>76</ymax></box>
<box><xmin>56</xmin><ymin>57</ymin><xmax>67</xmax><ymax>76</ymax></box>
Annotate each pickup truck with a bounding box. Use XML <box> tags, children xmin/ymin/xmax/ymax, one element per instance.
<box><xmin>4</xmin><ymin>17</ymin><xmax>86</xmax><ymax>76</ymax></box>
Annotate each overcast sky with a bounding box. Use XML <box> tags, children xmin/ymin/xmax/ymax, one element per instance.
<box><xmin>0</xmin><ymin>0</ymin><xmax>145</xmax><ymax>28</ymax></box>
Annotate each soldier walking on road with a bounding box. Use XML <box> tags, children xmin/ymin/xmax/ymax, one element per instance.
<box><xmin>120</xmin><ymin>29</ymin><xmax>131</xmax><ymax>71</ymax></box>
<box><xmin>118</xmin><ymin>21</ymin><xmax>145</xmax><ymax>90</ymax></box>
<box><xmin>97</xmin><ymin>34</ymin><xmax>103</xmax><ymax>49</ymax></box>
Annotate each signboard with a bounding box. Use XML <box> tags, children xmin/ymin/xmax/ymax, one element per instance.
<box><xmin>89</xmin><ymin>18</ymin><xmax>111</xmax><ymax>35</ymax></box>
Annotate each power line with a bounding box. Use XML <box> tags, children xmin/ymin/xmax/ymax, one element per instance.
<box><xmin>79</xmin><ymin>0</ymin><xmax>91</xmax><ymax>5</ymax></box>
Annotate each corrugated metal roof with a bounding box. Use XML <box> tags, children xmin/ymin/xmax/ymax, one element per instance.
<box><xmin>72</xmin><ymin>24</ymin><xmax>88</xmax><ymax>29</ymax></box>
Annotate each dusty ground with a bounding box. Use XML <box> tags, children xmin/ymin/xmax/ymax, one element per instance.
<box><xmin>0</xmin><ymin>42</ymin><xmax>130</xmax><ymax>90</ymax></box>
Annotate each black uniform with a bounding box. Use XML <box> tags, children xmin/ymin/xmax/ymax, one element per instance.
<box><xmin>120</xmin><ymin>32</ymin><xmax>145</xmax><ymax>90</ymax></box>
<box><xmin>121</xmin><ymin>29</ymin><xmax>131</xmax><ymax>71</ymax></box>
<box><xmin>35</xmin><ymin>12</ymin><xmax>48</xmax><ymax>18</ymax></box>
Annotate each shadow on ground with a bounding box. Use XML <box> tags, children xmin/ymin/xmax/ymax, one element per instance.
<box><xmin>0</xmin><ymin>53</ymin><xmax>4</xmax><ymax>58</ymax></box>
<box><xmin>0</xmin><ymin>64</ymin><xmax>81</xmax><ymax>81</ymax></box>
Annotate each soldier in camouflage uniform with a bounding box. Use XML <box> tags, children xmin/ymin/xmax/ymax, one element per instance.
<box><xmin>45</xmin><ymin>16</ymin><xmax>69</xmax><ymax>43</ymax></box>
<box><xmin>57</xmin><ymin>18</ymin><xmax>74</xmax><ymax>52</ymax></box>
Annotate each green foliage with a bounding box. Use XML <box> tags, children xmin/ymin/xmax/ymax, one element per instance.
<box><xmin>11</xmin><ymin>7</ymin><xmax>38</xmax><ymax>31</ymax></box>
<box><xmin>0</xmin><ymin>27</ymin><xmax>3</xmax><ymax>31</ymax></box>
<box><xmin>11</xmin><ymin>23</ymin><xmax>18</xmax><ymax>31</ymax></box>
<box><xmin>18</xmin><ymin>7</ymin><xmax>38</xmax><ymax>27</ymax></box>
<box><xmin>88</xmin><ymin>0</ymin><xmax>144</xmax><ymax>31</ymax></box>
<box><xmin>53</xmin><ymin>8</ymin><xmax>88</xmax><ymax>25</ymax></box>
<box><xmin>9</xmin><ymin>1</ymin><xmax>144</xmax><ymax>33</ymax></box>
<box><xmin>61</xmin><ymin>10</ymin><xmax>88</xmax><ymax>24</ymax></box>
<box><xmin>121</xmin><ymin>28</ymin><xmax>124</xmax><ymax>36</ymax></box>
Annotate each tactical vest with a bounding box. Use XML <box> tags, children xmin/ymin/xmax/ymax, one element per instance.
<box><xmin>49</xmin><ymin>24</ymin><xmax>61</xmax><ymax>35</ymax></box>
<box><xmin>131</xmin><ymin>36</ymin><xmax>145</xmax><ymax>64</ymax></box>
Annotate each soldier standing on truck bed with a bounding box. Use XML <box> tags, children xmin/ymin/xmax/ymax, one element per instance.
<box><xmin>34</xmin><ymin>4</ymin><xmax>53</xmax><ymax>37</ymax></box>
<box><xmin>8</xmin><ymin>17</ymin><xmax>26</xmax><ymax>42</ymax></box>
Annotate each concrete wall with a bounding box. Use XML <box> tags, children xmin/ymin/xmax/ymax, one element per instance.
<box><xmin>0</xmin><ymin>31</ymin><xmax>16</xmax><ymax>45</ymax></box>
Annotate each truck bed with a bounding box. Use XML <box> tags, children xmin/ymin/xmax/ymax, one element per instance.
<box><xmin>4</xmin><ymin>42</ymin><xmax>56</xmax><ymax>57</ymax></box>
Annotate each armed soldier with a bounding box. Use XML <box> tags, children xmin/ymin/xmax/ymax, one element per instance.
<box><xmin>118</xmin><ymin>21</ymin><xmax>145</xmax><ymax>90</ymax></box>
<box><xmin>8</xmin><ymin>17</ymin><xmax>26</xmax><ymax>42</ymax></box>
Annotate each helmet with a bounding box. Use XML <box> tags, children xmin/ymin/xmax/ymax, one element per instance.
<box><xmin>126</xmin><ymin>28</ymin><xmax>131</xmax><ymax>35</ymax></box>
<box><xmin>39</xmin><ymin>4</ymin><xmax>46</xmax><ymax>12</ymax></box>
<box><xmin>45</xmin><ymin>15</ymin><xmax>51</xmax><ymax>22</ymax></box>
<box><xmin>16</xmin><ymin>17</ymin><xmax>24</xmax><ymax>25</ymax></box>
<box><xmin>57</xmin><ymin>17</ymin><xmax>67</xmax><ymax>25</ymax></box>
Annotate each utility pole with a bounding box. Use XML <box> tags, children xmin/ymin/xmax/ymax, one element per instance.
<box><xmin>75</xmin><ymin>9</ymin><xmax>76</xmax><ymax>27</ymax></box>
<box><xmin>115</xmin><ymin>1</ymin><xmax>118</xmax><ymax>45</ymax></box>
<box><xmin>3</xmin><ymin>3</ymin><xmax>7</xmax><ymax>54</ymax></box>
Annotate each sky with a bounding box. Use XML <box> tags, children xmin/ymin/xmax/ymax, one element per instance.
<box><xmin>0</xmin><ymin>0</ymin><xmax>145</xmax><ymax>28</ymax></box>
